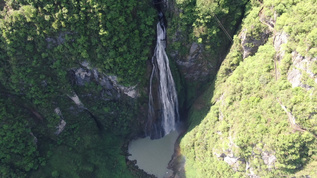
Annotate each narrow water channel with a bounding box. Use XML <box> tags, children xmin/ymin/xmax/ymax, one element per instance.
<box><xmin>128</xmin><ymin>130</ymin><xmax>180</xmax><ymax>178</ymax></box>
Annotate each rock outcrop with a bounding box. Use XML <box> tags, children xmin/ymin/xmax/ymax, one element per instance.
<box><xmin>166</xmin><ymin>0</ymin><xmax>243</xmax><ymax>108</ymax></box>
<box><xmin>72</xmin><ymin>62</ymin><xmax>139</xmax><ymax>100</ymax></box>
<box><xmin>287</xmin><ymin>52</ymin><xmax>317</xmax><ymax>89</ymax></box>
<box><xmin>240</xmin><ymin>28</ymin><xmax>270</xmax><ymax>59</ymax></box>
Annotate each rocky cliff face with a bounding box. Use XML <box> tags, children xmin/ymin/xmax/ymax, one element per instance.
<box><xmin>165</xmin><ymin>0</ymin><xmax>246</xmax><ymax>109</ymax></box>
<box><xmin>180</xmin><ymin>1</ymin><xmax>317</xmax><ymax>177</ymax></box>
<box><xmin>66</xmin><ymin>61</ymin><xmax>147</xmax><ymax>136</ymax></box>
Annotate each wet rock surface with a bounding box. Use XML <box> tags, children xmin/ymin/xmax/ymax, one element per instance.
<box><xmin>173</xmin><ymin>42</ymin><xmax>213</xmax><ymax>81</ymax></box>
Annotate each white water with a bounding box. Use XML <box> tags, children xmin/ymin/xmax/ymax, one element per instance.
<box><xmin>147</xmin><ymin>22</ymin><xmax>179</xmax><ymax>137</ymax></box>
<box><xmin>130</xmin><ymin>12</ymin><xmax>181</xmax><ymax>177</ymax></box>
<box><xmin>128</xmin><ymin>130</ymin><xmax>179</xmax><ymax>178</ymax></box>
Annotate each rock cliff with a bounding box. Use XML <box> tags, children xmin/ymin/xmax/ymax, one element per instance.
<box><xmin>180</xmin><ymin>1</ymin><xmax>317</xmax><ymax>177</ymax></box>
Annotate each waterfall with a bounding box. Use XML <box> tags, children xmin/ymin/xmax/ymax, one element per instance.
<box><xmin>146</xmin><ymin>12</ymin><xmax>179</xmax><ymax>139</ymax></box>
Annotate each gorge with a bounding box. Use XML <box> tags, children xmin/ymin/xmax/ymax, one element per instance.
<box><xmin>0</xmin><ymin>0</ymin><xmax>317</xmax><ymax>177</ymax></box>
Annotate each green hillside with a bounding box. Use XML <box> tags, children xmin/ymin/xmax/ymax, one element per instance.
<box><xmin>180</xmin><ymin>0</ymin><xmax>317</xmax><ymax>177</ymax></box>
<box><xmin>0</xmin><ymin>0</ymin><xmax>155</xmax><ymax>177</ymax></box>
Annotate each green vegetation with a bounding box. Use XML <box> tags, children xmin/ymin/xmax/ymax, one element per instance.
<box><xmin>271</xmin><ymin>0</ymin><xmax>317</xmax><ymax>57</ymax></box>
<box><xmin>0</xmin><ymin>96</ymin><xmax>40</xmax><ymax>177</ymax></box>
<box><xmin>1</xmin><ymin>0</ymin><xmax>317</xmax><ymax>177</ymax></box>
<box><xmin>0</xmin><ymin>0</ymin><xmax>155</xmax><ymax>177</ymax></box>
<box><xmin>166</xmin><ymin>0</ymin><xmax>248</xmax><ymax>108</ymax></box>
<box><xmin>1</xmin><ymin>0</ymin><xmax>156</xmax><ymax>85</ymax></box>
<box><xmin>180</xmin><ymin>0</ymin><xmax>317</xmax><ymax>177</ymax></box>
<box><xmin>168</xmin><ymin>0</ymin><xmax>247</xmax><ymax>55</ymax></box>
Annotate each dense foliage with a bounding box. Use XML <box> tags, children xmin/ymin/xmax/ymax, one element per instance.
<box><xmin>1</xmin><ymin>0</ymin><xmax>317</xmax><ymax>177</ymax></box>
<box><xmin>1</xmin><ymin>0</ymin><xmax>156</xmax><ymax>85</ymax></box>
<box><xmin>0</xmin><ymin>96</ymin><xmax>40</xmax><ymax>177</ymax></box>
<box><xmin>165</xmin><ymin>0</ymin><xmax>248</xmax><ymax>108</ymax></box>
<box><xmin>168</xmin><ymin>0</ymin><xmax>247</xmax><ymax>56</ymax></box>
<box><xmin>0</xmin><ymin>0</ymin><xmax>156</xmax><ymax>177</ymax></box>
<box><xmin>180</xmin><ymin>0</ymin><xmax>317</xmax><ymax>177</ymax></box>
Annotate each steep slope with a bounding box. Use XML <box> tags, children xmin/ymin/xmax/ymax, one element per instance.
<box><xmin>180</xmin><ymin>0</ymin><xmax>317</xmax><ymax>177</ymax></box>
<box><xmin>0</xmin><ymin>0</ymin><xmax>156</xmax><ymax>177</ymax></box>
<box><xmin>166</xmin><ymin>0</ymin><xmax>248</xmax><ymax>109</ymax></box>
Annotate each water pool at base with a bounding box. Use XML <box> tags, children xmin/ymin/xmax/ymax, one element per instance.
<box><xmin>128</xmin><ymin>130</ymin><xmax>179</xmax><ymax>178</ymax></box>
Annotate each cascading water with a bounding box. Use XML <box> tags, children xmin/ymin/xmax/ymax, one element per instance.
<box><xmin>128</xmin><ymin>4</ymin><xmax>183</xmax><ymax>177</ymax></box>
<box><xmin>146</xmin><ymin>11</ymin><xmax>179</xmax><ymax>139</ymax></box>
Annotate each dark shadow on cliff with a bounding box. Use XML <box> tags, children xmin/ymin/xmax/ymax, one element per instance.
<box><xmin>179</xmin><ymin>0</ymin><xmax>249</xmax><ymax>136</ymax></box>
<box><xmin>184</xmin><ymin>78</ymin><xmax>216</xmax><ymax>133</ymax></box>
